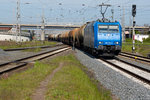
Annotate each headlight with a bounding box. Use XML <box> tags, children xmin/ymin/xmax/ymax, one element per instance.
<box><xmin>99</xmin><ymin>42</ymin><xmax>103</xmax><ymax>44</ymax></box>
<box><xmin>115</xmin><ymin>42</ymin><xmax>119</xmax><ymax>44</ymax></box>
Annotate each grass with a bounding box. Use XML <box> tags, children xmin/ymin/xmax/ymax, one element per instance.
<box><xmin>0</xmin><ymin>61</ymin><xmax>58</xmax><ymax>100</ymax></box>
<box><xmin>46</xmin><ymin>54</ymin><xmax>112</xmax><ymax>100</ymax></box>
<box><xmin>0</xmin><ymin>54</ymin><xmax>113</xmax><ymax>100</ymax></box>
<box><xmin>0</xmin><ymin>41</ymin><xmax>57</xmax><ymax>49</ymax></box>
<box><xmin>23</xmin><ymin>48</ymin><xmax>42</xmax><ymax>52</ymax></box>
<box><xmin>122</xmin><ymin>38</ymin><xmax>150</xmax><ymax>56</ymax></box>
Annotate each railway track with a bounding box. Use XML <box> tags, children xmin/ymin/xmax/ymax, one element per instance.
<box><xmin>119</xmin><ymin>52</ymin><xmax>150</xmax><ymax>63</ymax></box>
<box><xmin>0</xmin><ymin>46</ymin><xmax>71</xmax><ymax>75</ymax></box>
<box><xmin>98</xmin><ymin>57</ymin><xmax>150</xmax><ymax>85</ymax></box>
<box><xmin>3</xmin><ymin>43</ymin><xmax>63</xmax><ymax>51</ymax></box>
<box><xmin>76</xmin><ymin>49</ymin><xmax>150</xmax><ymax>87</ymax></box>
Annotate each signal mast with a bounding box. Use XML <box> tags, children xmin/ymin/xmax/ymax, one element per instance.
<box><xmin>132</xmin><ymin>5</ymin><xmax>136</xmax><ymax>53</ymax></box>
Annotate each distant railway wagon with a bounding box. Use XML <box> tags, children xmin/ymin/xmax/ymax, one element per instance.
<box><xmin>48</xmin><ymin>20</ymin><xmax>122</xmax><ymax>57</ymax></box>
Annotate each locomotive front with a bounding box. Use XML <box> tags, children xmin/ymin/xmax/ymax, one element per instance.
<box><xmin>94</xmin><ymin>21</ymin><xmax>122</xmax><ymax>56</ymax></box>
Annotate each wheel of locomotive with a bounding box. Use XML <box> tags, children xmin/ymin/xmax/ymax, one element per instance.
<box><xmin>91</xmin><ymin>49</ymin><xmax>98</xmax><ymax>57</ymax></box>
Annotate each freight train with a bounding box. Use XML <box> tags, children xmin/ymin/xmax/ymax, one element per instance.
<box><xmin>48</xmin><ymin>20</ymin><xmax>122</xmax><ymax>57</ymax></box>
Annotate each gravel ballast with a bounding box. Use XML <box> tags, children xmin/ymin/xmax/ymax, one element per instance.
<box><xmin>75</xmin><ymin>49</ymin><xmax>150</xmax><ymax>100</ymax></box>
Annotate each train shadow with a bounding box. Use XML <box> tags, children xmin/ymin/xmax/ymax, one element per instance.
<box><xmin>99</xmin><ymin>56</ymin><xmax>115</xmax><ymax>60</ymax></box>
<box><xmin>75</xmin><ymin>47</ymin><xmax>115</xmax><ymax>60</ymax></box>
<box><xmin>75</xmin><ymin>48</ymin><xmax>95</xmax><ymax>59</ymax></box>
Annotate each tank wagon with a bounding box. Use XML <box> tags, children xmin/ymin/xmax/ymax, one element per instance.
<box><xmin>48</xmin><ymin>34</ymin><xmax>59</xmax><ymax>41</ymax></box>
<box><xmin>48</xmin><ymin>20</ymin><xmax>122</xmax><ymax>56</ymax></box>
<box><xmin>68</xmin><ymin>28</ymin><xmax>79</xmax><ymax>45</ymax></box>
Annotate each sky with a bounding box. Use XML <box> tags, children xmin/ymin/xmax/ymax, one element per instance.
<box><xmin>0</xmin><ymin>0</ymin><xmax>149</xmax><ymax>26</ymax></box>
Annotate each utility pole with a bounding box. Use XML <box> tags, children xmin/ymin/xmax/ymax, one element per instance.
<box><xmin>41</xmin><ymin>15</ymin><xmax>45</xmax><ymax>42</ymax></box>
<box><xmin>99</xmin><ymin>3</ymin><xmax>111</xmax><ymax>22</ymax></box>
<box><xmin>132</xmin><ymin>5</ymin><xmax>136</xmax><ymax>53</ymax></box>
<box><xmin>40</xmin><ymin>3</ymin><xmax>45</xmax><ymax>42</ymax></box>
<box><xmin>111</xmin><ymin>9</ymin><xmax>114</xmax><ymax>22</ymax></box>
<box><xmin>122</xmin><ymin>6</ymin><xmax>125</xmax><ymax>42</ymax></box>
<box><xmin>16</xmin><ymin>0</ymin><xmax>21</xmax><ymax>42</ymax></box>
<box><xmin>129</xmin><ymin>10</ymin><xmax>132</xmax><ymax>38</ymax></box>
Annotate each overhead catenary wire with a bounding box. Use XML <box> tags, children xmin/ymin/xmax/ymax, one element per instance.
<box><xmin>0</xmin><ymin>0</ymin><xmax>150</xmax><ymax>26</ymax></box>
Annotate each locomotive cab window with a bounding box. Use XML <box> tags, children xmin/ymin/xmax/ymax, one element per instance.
<box><xmin>109</xmin><ymin>26</ymin><xmax>119</xmax><ymax>33</ymax></box>
<box><xmin>98</xmin><ymin>25</ymin><xmax>119</xmax><ymax>33</ymax></box>
<box><xmin>98</xmin><ymin>25</ymin><xmax>108</xmax><ymax>33</ymax></box>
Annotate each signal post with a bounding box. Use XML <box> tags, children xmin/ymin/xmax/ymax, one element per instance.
<box><xmin>132</xmin><ymin>5</ymin><xmax>136</xmax><ymax>53</ymax></box>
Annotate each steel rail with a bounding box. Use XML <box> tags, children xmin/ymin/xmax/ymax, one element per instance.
<box><xmin>3</xmin><ymin>44</ymin><xmax>64</xmax><ymax>51</ymax></box>
<box><xmin>0</xmin><ymin>46</ymin><xmax>68</xmax><ymax>67</ymax></box>
<box><xmin>0</xmin><ymin>46</ymin><xmax>71</xmax><ymax>75</ymax></box>
<box><xmin>99</xmin><ymin>57</ymin><xmax>150</xmax><ymax>85</ymax></box>
<box><xmin>121</xmin><ymin>52</ymin><xmax>150</xmax><ymax>59</ymax></box>
<box><xmin>115</xmin><ymin>57</ymin><xmax>150</xmax><ymax>73</ymax></box>
<box><xmin>120</xmin><ymin>52</ymin><xmax>150</xmax><ymax>63</ymax></box>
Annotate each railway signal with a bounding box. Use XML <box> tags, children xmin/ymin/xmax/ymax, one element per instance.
<box><xmin>132</xmin><ymin>5</ymin><xmax>136</xmax><ymax>17</ymax></box>
<box><xmin>132</xmin><ymin>5</ymin><xmax>136</xmax><ymax>53</ymax></box>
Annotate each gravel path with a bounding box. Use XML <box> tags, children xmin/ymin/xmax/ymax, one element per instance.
<box><xmin>32</xmin><ymin>62</ymin><xmax>64</xmax><ymax>100</ymax></box>
<box><xmin>75</xmin><ymin>49</ymin><xmax>150</xmax><ymax>100</ymax></box>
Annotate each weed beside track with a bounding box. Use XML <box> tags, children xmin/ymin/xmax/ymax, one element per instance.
<box><xmin>0</xmin><ymin>61</ymin><xmax>57</xmax><ymax>100</ymax></box>
<box><xmin>0</xmin><ymin>41</ymin><xmax>57</xmax><ymax>49</ymax></box>
<box><xmin>46</xmin><ymin>54</ymin><xmax>112</xmax><ymax>100</ymax></box>
<box><xmin>0</xmin><ymin>52</ymin><xmax>113</xmax><ymax>100</ymax></box>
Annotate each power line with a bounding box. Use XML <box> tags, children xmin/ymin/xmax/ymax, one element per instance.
<box><xmin>104</xmin><ymin>0</ymin><xmax>110</xmax><ymax>3</ymax></box>
<box><xmin>112</xmin><ymin>0</ymin><xmax>139</xmax><ymax>6</ymax></box>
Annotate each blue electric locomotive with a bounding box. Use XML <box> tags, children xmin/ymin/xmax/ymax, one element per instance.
<box><xmin>83</xmin><ymin>21</ymin><xmax>122</xmax><ymax>56</ymax></box>
<box><xmin>48</xmin><ymin>20</ymin><xmax>122</xmax><ymax>57</ymax></box>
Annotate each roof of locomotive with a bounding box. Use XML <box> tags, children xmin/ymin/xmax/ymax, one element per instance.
<box><xmin>86</xmin><ymin>19</ymin><xmax>121</xmax><ymax>26</ymax></box>
<box><xmin>93</xmin><ymin>21</ymin><xmax>122</xmax><ymax>30</ymax></box>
